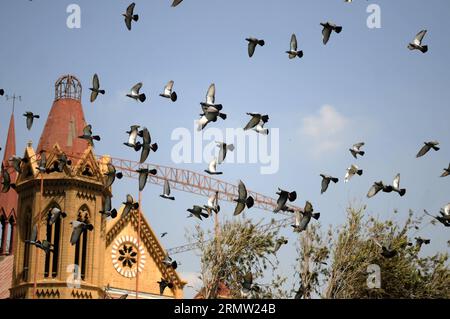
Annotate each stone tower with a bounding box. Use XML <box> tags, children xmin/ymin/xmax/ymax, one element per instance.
<box><xmin>10</xmin><ymin>75</ymin><xmax>109</xmax><ymax>299</ymax></box>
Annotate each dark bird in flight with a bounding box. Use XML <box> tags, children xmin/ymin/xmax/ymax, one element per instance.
<box><xmin>233</xmin><ymin>180</ymin><xmax>254</xmax><ymax>216</ymax></box>
<box><xmin>89</xmin><ymin>74</ymin><xmax>105</xmax><ymax>102</ymax></box>
<box><xmin>197</xmin><ymin>84</ymin><xmax>226</xmax><ymax>131</ymax></box>
<box><xmin>157</xmin><ymin>279</ymin><xmax>174</xmax><ymax>295</ymax></box>
<box><xmin>320</xmin><ymin>174</ymin><xmax>339</xmax><ymax>194</ymax></box>
<box><xmin>136</xmin><ymin>167</ymin><xmax>157</xmax><ymax>191</ymax></box>
<box><xmin>274</xmin><ymin>188</ymin><xmax>297</xmax><ymax>213</ymax></box>
<box><xmin>36</xmin><ymin>150</ymin><xmax>52</xmax><ymax>174</ymax></box>
<box><xmin>349</xmin><ymin>142</ymin><xmax>365</xmax><ymax>159</ymax></box>
<box><xmin>203</xmin><ymin>192</ymin><xmax>220</xmax><ymax>215</ymax></box>
<box><xmin>171</xmin><ymin>0</ymin><xmax>183</xmax><ymax>7</ymax></box>
<box><xmin>162</xmin><ymin>255</ymin><xmax>178</xmax><ymax>269</ymax></box>
<box><xmin>408</xmin><ymin>30</ymin><xmax>428</xmax><ymax>53</ymax></box>
<box><xmin>373</xmin><ymin>239</ymin><xmax>397</xmax><ymax>259</ymax></box>
<box><xmin>0</xmin><ymin>89</ymin><xmax>4</xmax><ymax>96</ymax></box>
<box><xmin>160</xmin><ymin>179</ymin><xmax>175</xmax><ymax>200</ymax></box>
<box><xmin>136</xmin><ymin>127</ymin><xmax>158</xmax><ymax>163</ymax></box>
<box><xmin>216</xmin><ymin>142</ymin><xmax>235</xmax><ymax>164</ymax></box>
<box><xmin>124</xmin><ymin>125</ymin><xmax>141</xmax><ymax>150</ymax></box>
<box><xmin>1</xmin><ymin>164</ymin><xmax>15</xmax><ymax>193</ymax></box>
<box><xmin>424</xmin><ymin>207</ymin><xmax>450</xmax><ymax>227</ymax></box>
<box><xmin>187</xmin><ymin>205</ymin><xmax>209</xmax><ymax>220</ymax></box>
<box><xmin>384</xmin><ymin>174</ymin><xmax>406</xmax><ymax>197</ymax></box>
<box><xmin>99</xmin><ymin>195</ymin><xmax>118</xmax><ymax>219</ymax></box>
<box><xmin>321</xmin><ymin>21</ymin><xmax>342</xmax><ymax>45</ymax></box>
<box><xmin>25</xmin><ymin>224</ymin><xmax>54</xmax><ymax>255</ymax></box>
<box><xmin>126</xmin><ymin>82</ymin><xmax>146</xmax><ymax>102</ymax></box>
<box><xmin>416</xmin><ymin>141</ymin><xmax>439</xmax><ymax>158</ymax></box>
<box><xmin>78</xmin><ymin>125</ymin><xmax>101</xmax><ymax>147</ymax></box>
<box><xmin>122</xmin><ymin>194</ymin><xmax>139</xmax><ymax>219</ymax></box>
<box><xmin>367</xmin><ymin>181</ymin><xmax>391</xmax><ymax>198</ymax></box>
<box><xmin>246</xmin><ymin>37</ymin><xmax>265</xmax><ymax>58</ymax></box>
<box><xmin>441</xmin><ymin>163</ymin><xmax>450</xmax><ymax>177</ymax></box>
<box><xmin>273</xmin><ymin>237</ymin><xmax>288</xmax><ymax>253</ymax></box>
<box><xmin>70</xmin><ymin>221</ymin><xmax>94</xmax><ymax>245</ymax></box>
<box><xmin>123</xmin><ymin>3</ymin><xmax>139</xmax><ymax>31</ymax></box>
<box><xmin>48</xmin><ymin>207</ymin><xmax>67</xmax><ymax>225</ymax></box>
<box><xmin>292</xmin><ymin>201</ymin><xmax>320</xmax><ymax>233</ymax></box>
<box><xmin>244</xmin><ymin>113</ymin><xmax>269</xmax><ymax>133</ymax></box>
<box><xmin>414</xmin><ymin>237</ymin><xmax>431</xmax><ymax>249</ymax></box>
<box><xmin>286</xmin><ymin>34</ymin><xmax>303</xmax><ymax>59</ymax></box>
<box><xmin>52</xmin><ymin>153</ymin><xmax>72</xmax><ymax>173</ymax></box>
<box><xmin>161</xmin><ymin>232</ymin><xmax>168</xmax><ymax>238</ymax></box>
<box><xmin>23</xmin><ymin>112</ymin><xmax>39</xmax><ymax>130</ymax></box>
<box><xmin>104</xmin><ymin>163</ymin><xmax>123</xmax><ymax>188</ymax></box>
<box><xmin>9</xmin><ymin>155</ymin><xmax>28</xmax><ymax>174</ymax></box>
<box><xmin>159</xmin><ymin>80</ymin><xmax>177</xmax><ymax>102</ymax></box>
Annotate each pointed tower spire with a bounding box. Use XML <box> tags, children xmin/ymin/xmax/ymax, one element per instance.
<box><xmin>0</xmin><ymin>112</ymin><xmax>18</xmax><ymax>255</ymax></box>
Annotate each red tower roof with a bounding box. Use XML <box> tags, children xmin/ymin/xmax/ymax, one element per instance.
<box><xmin>37</xmin><ymin>75</ymin><xmax>89</xmax><ymax>158</ymax></box>
<box><xmin>0</xmin><ymin>113</ymin><xmax>18</xmax><ymax>220</ymax></box>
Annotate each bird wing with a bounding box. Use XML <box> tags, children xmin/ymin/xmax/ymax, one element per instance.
<box><xmin>353</xmin><ymin>142</ymin><xmax>364</xmax><ymax>150</ymax></box>
<box><xmin>207</xmin><ymin>194</ymin><xmax>215</xmax><ymax>207</ymax></box>
<box><xmin>164</xmin><ymin>80</ymin><xmax>174</xmax><ymax>95</ymax></box>
<box><xmin>172</xmin><ymin>0</ymin><xmax>184</xmax><ymax>7</ymax></box>
<box><xmin>163</xmin><ymin>179</ymin><xmax>171</xmax><ymax>195</ymax></box>
<box><xmin>322</xmin><ymin>26</ymin><xmax>332</xmax><ymax>45</ymax></box>
<box><xmin>413</xmin><ymin>30</ymin><xmax>427</xmax><ymax>46</ymax></box>
<box><xmin>208</xmin><ymin>158</ymin><xmax>217</xmax><ymax>173</ymax></box>
<box><xmin>131</xmin><ymin>82</ymin><xmax>143</xmax><ymax>95</ymax></box>
<box><xmin>83</xmin><ymin>125</ymin><xmax>93</xmax><ymax>136</ymax></box>
<box><xmin>140</xmin><ymin>146</ymin><xmax>150</xmax><ymax>163</ymax></box>
<box><xmin>93</xmin><ymin>74</ymin><xmax>100</xmax><ymax>90</ymax></box>
<box><xmin>26</xmin><ymin>116</ymin><xmax>33</xmax><ymax>130</ymax></box>
<box><xmin>290</xmin><ymin>34</ymin><xmax>298</xmax><ymax>51</ymax></box>
<box><xmin>304</xmin><ymin>201</ymin><xmax>313</xmax><ymax>214</ymax></box>
<box><xmin>393</xmin><ymin>174</ymin><xmax>400</xmax><ymax>189</ymax></box>
<box><xmin>217</xmin><ymin>145</ymin><xmax>226</xmax><ymax>164</ymax></box>
<box><xmin>139</xmin><ymin>172</ymin><xmax>147</xmax><ymax>191</ymax></box>
<box><xmin>367</xmin><ymin>183</ymin><xmax>382</xmax><ymax>198</ymax></box>
<box><xmin>126</xmin><ymin>194</ymin><xmax>134</xmax><ymax>204</ymax></box>
<box><xmin>234</xmin><ymin>202</ymin><xmax>245</xmax><ymax>216</ymax></box>
<box><xmin>416</xmin><ymin>144</ymin><xmax>431</xmax><ymax>157</ymax></box>
<box><xmin>206</xmin><ymin>83</ymin><xmax>215</xmax><ymax>105</ymax></box>
<box><xmin>90</xmin><ymin>90</ymin><xmax>98</xmax><ymax>103</ymax></box>
<box><xmin>104</xmin><ymin>196</ymin><xmax>112</xmax><ymax>212</ymax></box>
<box><xmin>142</xmin><ymin>127</ymin><xmax>151</xmax><ymax>145</ymax></box>
<box><xmin>321</xmin><ymin>178</ymin><xmax>330</xmax><ymax>194</ymax></box>
<box><xmin>238</xmin><ymin>180</ymin><xmax>248</xmax><ymax>200</ymax></box>
<box><xmin>126</xmin><ymin>3</ymin><xmax>135</xmax><ymax>16</ymax></box>
<box><xmin>275</xmin><ymin>191</ymin><xmax>288</xmax><ymax>211</ymax></box>
<box><xmin>30</xmin><ymin>224</ymin><xmax>38</xmax><ymax>242</ymax></box>
<box><xmin>444</xmin><ymin>204</ymin><xmax>450</xmax><ymax>216</ymax></box>
<box><xmin>248</xmin><ymin>41</ymin><xmax>256</xmax><ymax>57</ymax></box>
<box><xmin>70</xmin><ymin>223</ymin><xmax>83</xmax><ymax>245</ymax></box>
<box><xmin>244</xmin><ymin>114</ymin><xmax>261</xmax><ymax>130</ymax></box>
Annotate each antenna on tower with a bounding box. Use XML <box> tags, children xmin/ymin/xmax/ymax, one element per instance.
<box><xmin>5</xmin><ymin>94</ymin><xmax>21</xmax><ymax>114</ymax></box>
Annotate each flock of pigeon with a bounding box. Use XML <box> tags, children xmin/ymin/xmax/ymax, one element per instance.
<box><xmin>0</xmin><ymin>1</ymin><xmax>448</xmax><ymax>298</ymax></box>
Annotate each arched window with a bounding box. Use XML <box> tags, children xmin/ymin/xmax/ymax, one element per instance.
<box><xmin>44</xmin><ymin>204</ymin><xmax>62</xmax><ymax>278</ymax></box>
<box><xmin>0</xmin><ymin>214</ymin><xmax>7</xmax><ymax>255</ymax></box>
<box><xmin>7</xmin><ymin>215</ymin><xmax>15</xmax><ymax>255</ymax></box>
<box><xmin>22</xmin><ymin>210</ymin><xmax>32</xmax><ymax>281</ymax></box>
<box><xmin>74</xmin><ymin>205</ymin><xmax>90</xmax><ymax>281</ymax></box>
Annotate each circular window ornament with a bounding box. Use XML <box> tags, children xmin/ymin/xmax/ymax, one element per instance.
<box><xmin>111</xmin><ymin>235</ymin><xmax>146</xmax><ymax>278</ymax></box>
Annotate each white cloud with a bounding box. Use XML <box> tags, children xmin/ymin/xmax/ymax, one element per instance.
<box><xmin>299</xmin><ymin>105</ymin><xmax>350</xmax><ymax>157</ymax></box>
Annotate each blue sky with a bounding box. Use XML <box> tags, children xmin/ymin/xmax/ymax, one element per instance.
<box><xmin>0</xmin><ymin>0</ymin><xmax>449</xmax><ymax>298</ymax></box>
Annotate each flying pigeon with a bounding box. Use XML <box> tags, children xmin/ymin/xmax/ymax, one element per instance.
<box><xmin>52</xmin><ymin>153</ymin><xmax>72</xmax><ymax>173</ymax></box>
<box><xmin>344</xmin><ymin>164</ymin><xmax>363</xmax><ymax>183</ymax></box>
<box><xmin>126</xmin><ymin>82</ymin><xmax>146</xmax><ymax>102</ymax></box>
<box><xmin>349</xmin><ymin>142</ymin><xmax>365</xmax><ymax>159</ymax></box>
<box><xmin>78</xmin><ymin>125</ymin><xmax>101</xmax><ymax>147</ymax></box>
<box><xmin>157</xmin><ymin>279</ymin><xmax>174</xmax><ymax>295</ymax></box>
<box><xmin>441</xmin><ymin>163</ymin><xmax>450</xmax><ymax>177</ymax></box>
<box><xmin>104</xmin><ymin>163</ymin><xmax>123</xmax><ymax>188</ymax></box>
<box><xmin>233</xmin><ymin>180</ymin><xmax>254</xmax><ymax>216</ymax></box>
<box><xmin>171</xmin><ymin>0</ymin><xmax>183</xmax><ymax>7</ymax></box>
<box><xmin>414</xmin><ymin>237</ymin><xmax>431</xmax><ymax>249</ymax></box>
<box><xmin>124</xmin><ymin>125</ymin><xmax>141</xmax><ymax>150</ymax></box>
<box><xmin>367</xmin><ymin>181</ymin><xmax>391</xmax><ymax>198</ymax></box>
<box><xmin>385</xmin><ymin>174</ymin><xmax>406</xmax><ymax>197</ymax></box>
<box><xmin>203</xmin><ymin>192</ymin><xmax>220</xmax><ymax>215</ymax></box>
<box><xmin>416</xmin><ymin>141</ymin><xmax>439</xmax><ymax>158</ymax></box>
<box><xmin>26</xmin><ymin>229</ymin><xmax>54</xmax><ymax>255</ymax></box>
<box><xmin>99</xmin><ymin>195</ymin><xmax>118</xmax><ymax>219</ymax></box>
<box><xmin>36</xmin><ymin>150</ymin><xmax>52</xmax><ymax>174</ymax></box>
<box><xmin>160</xmin><ymin>179</ymin><xmax>175</xmax><ymax>200</ymax></box>
<box><xmin>273</xmin><ymin>237</ymin><xmax>288</xmax><ymax>253</ymax></box>
<box><xmin>0</xmin><ymin>89</ymin><xmax>4</xmax><ymax>96</ymax></box>
<box><xmin>408</xmin><ymin>30</ymin><xmax>428</xmax><ymax>53</ymax></box>
<box><xmin>70</xmin><ymin>220</ymin><xmax>94</xmax><ymax>245</ymax></box>
<box><xmin>9</xmin><ymin>156</ymin><xmax>28</xmax><ymax>173</ymax></box>
<box><xmin>162</xmin><ymin>255</ymin><xmax>178</xmax><ymax>269</ymax></box>
<box><xmin>136</xmin><ymin>167</ymin><xmax>157</xmax><ymax>191</ymax></box>
<box><xmin>123</xmin><ymin>3</ymin><xmax>139</xmax><ymax>31</ymax></box>
<box><xmin>286</xmin><ymin>34</ymin><xmax>303</xmax><ymax>59</ymax></box>
<box><xmin>161</xmin><ymin>232</ymin><xmax>168</xmax><ymax>238</ymax></box>
<box><xmin>1</xmin><ymin>164</ymin><xmax>15</xmax><ymax>193</ymax></box>
<box><xmin>321</xmin><ymin>21</ymin><xmax>342</xmax><ymax>45</ymax></box>
<box><xmin>245</xmin><ymin>37</ymin><xmax>265</xmax><ymax>58</ymax></box>
<box><xmin>274</xmin><ymin>188</ymin><xmax>297</xmax><ymax>213</ymax></box>
<box><xmin>373</xmin><ymin>239</ymin><xmax>397</xmax><ymax>259</ymax></box>
<box><xmin>200</xmin><ymin>83</ymin><xmax>223</xmax><ymax>109</ymax></box>
<box><xmin>424</xmin><ymin>208</ymin><xmax>450</xmax><ymax>227</ymax></box>
<box><xmin>136</xmin><ymin>127</ymin><xmax>158</xmax><ymax>163</ymax></box>
<box><xmin>48</xmin><ymin>207</ymin><xmax>67</xmax><ymax>225</ymax></box>
<box><xmin>216</xmin><ymin>142</ymin><xmax>235</xmax><ymax>164</ymax></box>
<box><xmin>241</xmin><ymin>273</ymin><xmax>260</xmax><ymax>297</ymax></box>
<box><xmin>320</xmin><ymin>174</ymin><xmax>339</xmax><ymax>194</ymax></box>
<box><xmin>204</xmin><ymin>158</ymin><xmax>222</xmax><ymax>175</ymax></box>
<box><xmin>198</xmin><ymin>84</ymin><xmax>226</xmax><ymax>130</ymax></box>
<box><xmin>187</xmin><ymin>205</ymin><xmax>209</xmax><ymax>220</ymax></box>
<box><xmin>23</xmin><ymin>112</ymin><xmax>39</xmax><ymax>130</ymax></box>
<box><xmin>89</xmin><ymin>74</ymin><xmax>105</xmax><ymax>102</ymax></box>
<box><xmin>122</xmin><ymin>194</ymin><xmax>139</xmax><ymax>219</ymax></box>
<box><xmin>291</xmin><ymin>201</ymin><xmax>320</xmax><ymax>232</ymax></box>
<box><xmin>244</xmin><ymin>113</ymin><xmax>269</xmax><ymax>133</ymax></box>
<box><xmin>159</xmin><ymin>80</ymin><xmax>177</xmax><ymax>102</ymax></box>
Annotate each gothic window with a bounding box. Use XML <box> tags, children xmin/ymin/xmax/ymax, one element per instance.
<box><xmin>22</xmin><ymin>209</ymin><xmax>32</xmax><ymax>281</ymax></box>
<box><xmin>7</xmin><ymin>215</ymin><xmax>15</xmax><ymax>255</ymax></box>
<box><xmin>44</xmin><ymin>203</ymin><xmax>62</xmax><ymax>278</ymax></box>
<box><xmin>0</xmin><ymin>214</ymin><xmax>7</xmax><ymax>254</ymax></box>
<box><xmin>74</xmin><ymin>205</ymin><xmax>90</xmax><ymax>281</ymax></box>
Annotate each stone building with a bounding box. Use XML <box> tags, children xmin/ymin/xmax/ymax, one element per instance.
<box><xmin>0</xmin><ymin>75</ymin><xmax>185</xmax><ymax>299</ymax></box>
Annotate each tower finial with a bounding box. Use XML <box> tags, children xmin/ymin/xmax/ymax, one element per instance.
<box><xmin>5</xmin><ymin>94</ymin><xmax>21</xmax><ymax>114</ymax></box>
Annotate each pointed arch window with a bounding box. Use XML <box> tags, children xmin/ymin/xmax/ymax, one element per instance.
<box><xmin>0</xmin><ymin>214</ymin><xmax>7</xmax><ymax>255</ymax></box>
<box><xmin>44</xmin><ymin>203</ymin><xmax>62</xmax><ymax>278</ymax></box>
<box><xmin>7</xmin><ymin>215</ymin><xmax>15</xmax><ymax>255</ymax></box>
<box><xmin>74</xmin><ymin>205</ymin><xmax>90</xmax><ymax>281</ymax></box>
<box><xmin>22</xmin><ymin>209</ymin><xmax>32</xmax><ymax>281</ymax></box>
